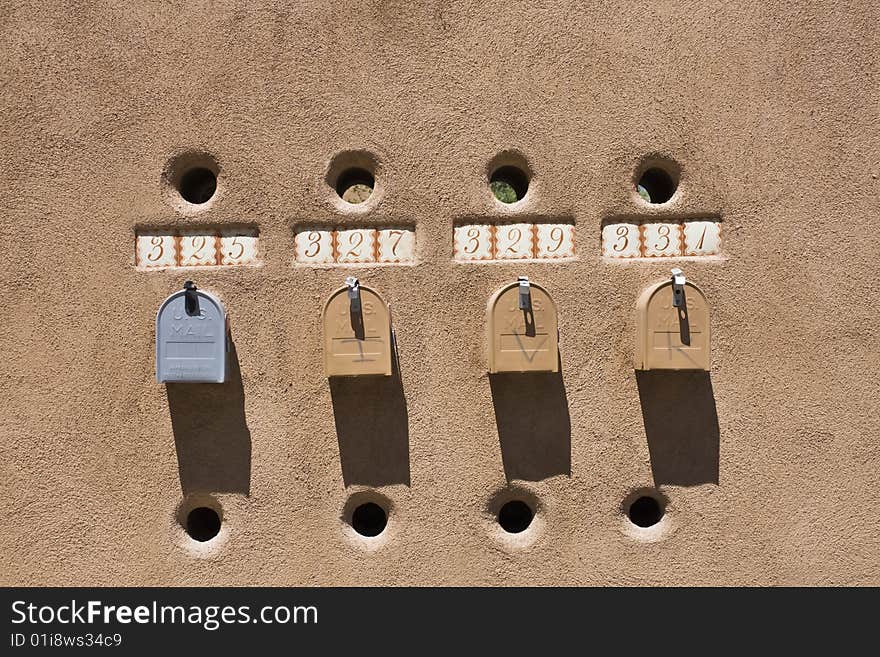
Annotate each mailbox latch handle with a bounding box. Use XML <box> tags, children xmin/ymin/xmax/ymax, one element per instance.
<box><xmin>345</xmin><ymin>276</ymin><xmax>362</xmax><ymax>314</ymax></box>
<box><xmin>518</xmin><ymin>276</ymin><xmax>531</xmax><ymax>310</ymax></box>
<box><xmin>183</xmin><ymin>280</ymin><xmax>199</xmax><ymax>316</ymax></box>
<box><xmin>671</xmin><ymin>268</ymin><xmax>686</xmax><ymax>308</ymax></box>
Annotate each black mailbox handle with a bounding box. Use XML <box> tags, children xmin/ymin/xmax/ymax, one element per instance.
<box><xmin>183</xmin><ymin>280</ymin><xmax>199</xmax><ymax>316</ymax></box>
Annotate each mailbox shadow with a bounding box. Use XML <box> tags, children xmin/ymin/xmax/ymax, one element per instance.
<box><xmin>636</xmin><ymin>371</ymin><xmax>719</xmax><ymax>486</ymax></box>
<box><xmin>329</xmin><ymin>355</ymin><xmax>410</xmax><ymax>487</ymax></box>
<box><xmin>166</xmin><ymin>341</ymin><xmax>251</xmax><ymax>495</ymax></box>
<box><xmin>489</xmin><ymin>360</ymin><xmax>571</xmax><ymax>482</ymax></box>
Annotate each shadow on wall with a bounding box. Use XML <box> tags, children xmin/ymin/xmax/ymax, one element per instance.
<box><xmin>166</xmin><ymin>341</ymin><xmax>251</xmax><ymax>495</ymax></box>
<box><xmin>489</xmin><ymin>362</ymin><xmax>571</xmax><ymax>482</ymax></box>
<box><xmin>636</xmin><ymin>370</ymin><xmax>719</xmax><ymax>486</ymax></box>
<box><xmin>329</xmin><ymin>354</ymin><xmax>410</xmax><ymax>487</ymax></box>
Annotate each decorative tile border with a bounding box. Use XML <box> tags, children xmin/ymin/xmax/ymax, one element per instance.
<box><xmin>293</xmin><ymin>227</ymin><xmax>415</xmax><ymax>265</ymax></box>
<box><xmin>135</xmin><ymin>228</ymin><xmax>259</xmax><ymax>270</ymax></box>
<box><xmin>136</xmin><ymin>219</ymin><xmax>717</xmax><ymax>268</ymax></box>
<box><xmin>453</xmin><ymin>222</ymin><xmax>575</xmax><ymax>262</ymax></box>
<box><xmin>601</xmin><ymin>219</ymin><xmax>722</xmax><ymax>259</ymax></box>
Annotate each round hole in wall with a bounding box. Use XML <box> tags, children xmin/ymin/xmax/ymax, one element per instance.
<box><xmin>497</xmin><ymin>500</ymin><xmax>533</xmax><ymax>533</ymax></box>
<box><xmin>637</xmin><ymin>167</ymin><xmax>677</xmax><ymax>204</ymax></box>
<box><xmin>185</xmin><ymin>506</ymin><xmax>221</xmax><ymax>542</ymax></box>
<box><xmin>627</xmin><ymin>495</ymin><xmax>664</xmax><ymax>528</ymax></box>
<box><xmin>178</xmin><ymin>167</ymin><xmax>217</xmax><ymax>204</ymax></box>
<box><xmin>326</xmin><ymin>150</ymin><xmax>381</xmax><ymax>209</ymax></box>
<box><xmin>350</xmin><ymin>502</ymin><xmax>387</xmax><ymax>537</ymax></box>
<box><xmin>490</xmin><ymin>165</ymin><xmax>529</xmax><ymax>203</ymax></box>
<box><xmin>336</xmin><ymin>168</ymin><xmax>374</xmax><ymax>204</ymax></box>
<box><xmin>163</xmin><ymin>152</ymin><xmax>220</xmax><ymax>212</ymax></box>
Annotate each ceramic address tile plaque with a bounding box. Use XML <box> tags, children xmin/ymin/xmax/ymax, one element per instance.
<box><xmin>454</xmin><ymin>222</ymin><xmax>575</xmax><ymax>261</ymax></box>
<box><xmin>136</xmin><ymin>228</ymin><xmax>259</xmax><ymax>270</ymax></box>
<box><xmin>294</xmin><ymin>227</ymin><xmax>415</xmax><ymax>265</ymax></box>
<box><xmin>602</xmin><ymin>219</ymin><xmax>722</xmax><ymax>259</ymax></box>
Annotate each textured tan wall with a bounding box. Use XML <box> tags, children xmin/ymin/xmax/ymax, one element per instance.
<box><xmin>1</xmin><ymin>1</ymin><xmax>878</xmax><ymax>586</ymax></box>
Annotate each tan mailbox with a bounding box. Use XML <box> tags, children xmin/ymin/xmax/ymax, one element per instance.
<box><xmin>488</xmin><ymin>277</ymin><xmax>559</xmax><ymax>373</ymax></box>
<box><xmin>323</xmin><ymin>277</ymin><xmax>393</xmax><ymax>377</ymax></box>
<box><xmin>636</xmin><ymin>269</ymin><xmax>711</xmax><ymax>371</ymax></box>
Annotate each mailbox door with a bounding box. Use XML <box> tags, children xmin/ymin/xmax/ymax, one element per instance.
<box><xmin>156</xmin><ymin>290</ymin><xmax>227</xmax><ymax>383</ymax></box>
<box><xmin>488</xmin><ymin>281</ymin><xmax>559</xmax><ymax>373</ymax></box>
<box><xmin>323</xmin><ymin>286</ymin><xmax>392</xmax><ymax>377</ymax></box>
<box><xmin>636</xmin><ymin>281</ymin><xmax>711</xmax><ymax>370</ymax></box>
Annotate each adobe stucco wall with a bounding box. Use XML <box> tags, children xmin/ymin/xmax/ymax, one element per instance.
<box><xmin>1</xmin><ymin>1</ymin><xmax>878</xmax><ymax>585</ymax></box>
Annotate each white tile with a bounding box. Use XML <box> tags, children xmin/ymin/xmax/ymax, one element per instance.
<box><xmin>136</xmin><ymin>233</ymin><xmax>178</xmax><ymax>269</ymax></box>
<box><xmin>683</xmin><ymin>221</ymin><xmax>722</xmax><ymax>256</ymax></box>
<box><xmin>178</xmin><ymin>232</ymin><xmax>218</xmax><ymax>266</ymax></box>
<box><xmin>453</xmin><ymin>224</ymin><xmax>494</xmax><ymax>261</ymax></box>
<box><xmin>535</xmin><ymin>223</ymin><xmax>575</xmax><ymax>259</ymax></box>
<box><xmin>219</xmin><ymin>229</ymin><xmax>259</xmax><ymax>266</ymax></box>
<box><xmin>336</xmin><ymin>228</ymin><xmax>376</xmax><ymax>264</ymax></box>
<box><xmin>377</xmin><ymin>228</ymin><xmax>415</xmax><ymax>263</ymax></box>
<box><xmin>294</xmin><ymin>229</ymin><xmax>335</xmax><ymax>264</ymax></box>
<box><xmin>494</xmin><ymin>223</ymin><xmax>534</xmax><ymax>259</ymax></box>
<box><xmin>601</xmin><ymin>222</ymin><xmax>641</xmax><ymax>258</ymax></box>
<box><xmin>642</xmin><ymin>223</ymin><xmax>683</xmax><ymax>258</ymax></box>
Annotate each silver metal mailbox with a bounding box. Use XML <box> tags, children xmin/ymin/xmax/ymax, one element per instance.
<box><xmin>156</xmin><ymin>281</ymin><xmax>228</xmax><ymax>383</ymax></box>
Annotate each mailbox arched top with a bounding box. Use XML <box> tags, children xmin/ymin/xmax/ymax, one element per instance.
<box><xmin>487</xmin><ymin>279</ymin><xmax>558</xmax><ymax>316</ymax></box>
<box><xmin>636</xmin><ymin>278</ymin><xmax>711</xmax><ymax>371</ymax></box>
<box><xmin>487</xmin><ymin>278</ymin><xmax>559</xmax><ymax>373</ymax></box>
<box><xmin>636</xmin><ymin>279</ymin><xmax>708</xmax><ymax>315</ymax></box>
<box><xmin>321</xmin><ymin>283</ymin><xmax>389</xmax><ymax>318</ymax></box>
<box><xmin>156</xmin><ymin>287</ymin><xmax>226</xmax><ymax>323</ymax></box>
